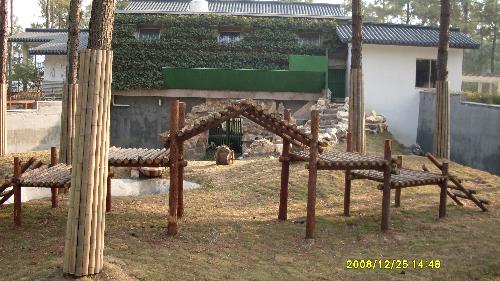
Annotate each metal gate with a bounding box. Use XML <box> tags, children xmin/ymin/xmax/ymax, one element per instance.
<box><xmin>208</xmin><ymin>118</ymin><xmax>243</xmax><ymax>155</ymax></box>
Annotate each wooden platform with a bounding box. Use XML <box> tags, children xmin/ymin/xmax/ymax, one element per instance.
<box><xmin>20</xmin><ymin>163</ymin><xmax>72</xmax><ymax>188</ymax></box>
<box><xmin>350</xmin><ymin>168</ymin><xmax>446</xmax><ymax>188</ymax></box>
<box><xmin>290</xmin><ymin>150</ymin><xmax>388</xmax><ymax>170</ymax></box>
<box><xmin>108</xmin><ymin>146</ymin><xmax>169</xmax><ymax>167</ymax></box>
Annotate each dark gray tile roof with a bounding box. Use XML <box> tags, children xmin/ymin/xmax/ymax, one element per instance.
<box><xmin>9</xmin><ymin>29</ymin><xmax>89</xmax><ymax>55</ymax></box>
<box><xmin>336</xmin><ymin>23</ymin><xmax>479</xmax><ymax>49</ymax></box>
<box><xmin>120</xmin><ymin>0</ymin><xmax>346</xmax><ymax>18</ymax></box>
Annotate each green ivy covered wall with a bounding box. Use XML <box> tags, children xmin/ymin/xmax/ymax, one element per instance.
<box><xmin>112</xmin><ymin>14</ymin><xmax>339</xmax><ymax>90</ymax></box>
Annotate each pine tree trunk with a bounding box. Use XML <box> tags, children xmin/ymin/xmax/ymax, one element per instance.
<box><xmin>46</xmin><ymin>0</ymin><xmax>51</xmax><ymax>28</ymax></box>
<box><xmin>0</xmin><ymin>0</ymin><xmax>8</xmax><ymax>156</ymax></box>
<box><xmin>60</xmin><ymin>0</ymin><xmax>81</xmax><ymax>164</ymax></box>
<box><xmin>63</xmin><ymin>0</ymin><xmax>116</xmax><ymax>276</ymax></box>
<box><xmin>433</xmin><ymin>0</ymin><xmax>451</xmax><ymax>159</ymax></box>
<box><xmin>348</xmin><ymin>0</ymin><xmax>366</xmax><ymax>153</ymax></box>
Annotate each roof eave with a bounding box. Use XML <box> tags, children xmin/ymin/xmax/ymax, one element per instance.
<box><xmin>340</xmin><ymin>39</ymin><xmax>480</xmax><ymax>49</ymax></box>
<box><xmin>116</xmin><ymin>10</ymin><xmax>345</xmax><ymax>19</ymax></box>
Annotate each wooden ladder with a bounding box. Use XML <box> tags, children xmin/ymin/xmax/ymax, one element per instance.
<box><xmin>423</xmin><ymin>153</ymin><xmax>488</xmax><ymax>212</ymax></box>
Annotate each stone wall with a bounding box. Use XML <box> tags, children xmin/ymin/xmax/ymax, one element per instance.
<box><xmin>417</xmin><ymin>91</ymin><xmax>500</xmax><ymax>176</ymax></box>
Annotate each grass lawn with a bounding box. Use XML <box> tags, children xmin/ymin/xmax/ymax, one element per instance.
<box><xmin>0</xmin><ymin>134</ymin><xmax>499</xmax><ymax>280</ymax></box>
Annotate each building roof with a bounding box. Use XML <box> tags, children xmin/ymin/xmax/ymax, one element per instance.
<box><xmin>336</xmin><ymin>23</ymin><xmax>480</xmax><ymax>49</ymax></box>
<box><xmin>120</xmin><ymin>0</ymin><xmax>346</xmax><ymax>19</ymax></box>
<box><xmin>9</xmin><ymin>28</ymin><xmax>89</xmax><ymax>55</ymax></box>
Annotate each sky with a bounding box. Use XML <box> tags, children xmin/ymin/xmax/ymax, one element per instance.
<box><xmin>13</xmin><ymin>0</ymin><xmax>348</xmax><ymax>29</ymax></box>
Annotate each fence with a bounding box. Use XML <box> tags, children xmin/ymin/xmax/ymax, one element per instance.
<box><xmin>417</xmin><ymin>91</ymin><xmax>500</xmax><ymax>176</ymax></box>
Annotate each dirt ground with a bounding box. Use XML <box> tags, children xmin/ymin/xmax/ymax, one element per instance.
<box><xmin>0</xmin><ymin>135</ymin><xmax>499</xmax><ymax>280</ymax></box>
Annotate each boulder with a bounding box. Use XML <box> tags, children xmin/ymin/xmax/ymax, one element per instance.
<box><xmin>248</xmin><ymin>139</ymin><xmax>276</xmax><ymax>156</ymax></box>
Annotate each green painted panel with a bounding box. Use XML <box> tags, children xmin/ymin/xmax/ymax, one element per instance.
<box><xmin>328</xmin><ymin>69</ymin><xmax>346</xmax><ymax>99</ymax></box>
<box><xmin>288</xmin><ymin>55</ymin><xmax>328</xmax><ymax>73</ymax></box>
<box><xmin>163</xmin><ymin>67</ymin><xmax>325</xmax><ymax>93</ymax></box>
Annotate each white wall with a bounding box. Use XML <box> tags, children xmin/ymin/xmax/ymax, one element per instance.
<box><xmin>7</xmin><ymin>101</ymin><xmax>61</xmax><ymax>153</ymax></box>
<box><xmin>43</xmin><ymin>55</ymin><xmax>67</xmax><ymax>82</ymax></box>
<box><xmin>348</xmin><ymin>44</ymin><xmax>463</xmax><ymax>145</ymax></box>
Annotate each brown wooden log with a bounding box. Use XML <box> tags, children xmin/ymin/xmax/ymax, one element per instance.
<box><xmin>305</xmin><ymin>110</ymin><xmax>319</xmax><ymax>239</ymax></box>
<box><xmin>106</xmin><ymin>169</ymin><xmax>112</xmax><ymax>213</ymax></box>
<box><xmin>278</xmin><ymin>108</ymin><xmax>291</xmax><ymax>221</ymax></box>
<box><xmin>439</xmin><ymin>162</ymin><xmax>448</xmax><ymax>218</ymax></box>
<box><xmin>167</xmin><ymin>100</ymin><xmax>180</xmax><ymax>236</ymax></box>
<box><xmin>394</xmin><ymin>155</ymin><xmax>402</xmax><ymax>208</ymax></box>
<box><xmin>177</xmin><ymin>102</ymin><xmax>186</xmax><ymax>219</ymax></box>
<box><xmin>447</xmin><ymin>190</ymin><xmax>464</xmax><ymax>206</ymax></box>
<box><xmin>426</xmin><ymin>153</ymin><xmax>443</xmax><ymax>170</ymax></box>
<box><xmin>381</xmin><ymin>140</ymin><xmax>392</xmax><ymax>231</ymax></box>
<box><xmin>13</xmin><ymin>157</ymin><xmax>21</xmax><ymax>226</ymax></box>
<box><xmin>50</xmin><ymin>147</ymin><xmax>59</xmax><ymax>208</ymax></box>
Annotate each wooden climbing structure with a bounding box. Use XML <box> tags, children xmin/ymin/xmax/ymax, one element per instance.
<box><xmin>0</xmin><ymin>146</ymin><xmax>171</xmax><ymax>225</ymax></box>
<box><xmin>162</xmin><ymin>99</ymin><xmax>489</xmax><ymax>239</ymax></box>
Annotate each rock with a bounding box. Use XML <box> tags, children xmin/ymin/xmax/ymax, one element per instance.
<box><xmin>336</xmin><ymin>110</ymin><xmax>348</xmax><ymax>119</ymax></box>
<box><xmin>248</xmin><ymin>139</ymin><xmax>276</xmax><ymax>156</ymax></box>
<box><xmin>366</xmin><ymin>114</ymin><xmax>385</xmax><ymax>124</ymax></box>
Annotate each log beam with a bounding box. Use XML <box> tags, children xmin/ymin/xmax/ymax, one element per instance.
<box><xmin>278</xmin><ymin>108</ymin><xmax>291</xmax><ymax>221</ymax></box>
<box><xmin>305</xmin><ymin>110</ymin><xmax>320</xmax><ymax>239</ymax></box>
<box><xmin>167</xmin><ymin>100</ymin><xmax>180</xmax><ymax>236</ymax></box>
<box><xmin>381</xmin><ymin>140</ymin><xmax>392</xmax><ymax>232</ymax></box>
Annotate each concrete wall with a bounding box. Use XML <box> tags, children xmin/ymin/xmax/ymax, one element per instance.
<box><xmin>347</xmin><ymin>44</ymin><xmax>464</xmax><ymax>146</ymax></box>
<box><xmin>110</xmin><ymin>95</ymin><xmax>205</xmax><ymax>148</ymax></box>
<box><xmin>7</xmin><ymin>101</ymin><xmax>61</xmax><ymax>153</ymax></box>
<box><xmin>417</xmin><ymin>91</ymin><xmax>500</xmax><ymax>176</ymax></box>
<box><xmin>43</xmin><ymin>55</ymin><xmax>67</xmax><ymax>82</ymax></box>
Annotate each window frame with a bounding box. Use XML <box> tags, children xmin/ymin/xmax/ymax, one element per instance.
<box><xmin>297</xmin><ymin>32</ymin><xmax>321</xmax><ymax>47</ymax></box>
<box><xmin>218</xmin><ymin>31</ymin><xmax>242</xmax><ymax>44</ymax></box>
<box><xmin>415</xmin><ymin>59</ymin><xmax>437</xmax><ymax>89</ymax></box>
<box><xmin>137</xmin><ymin>27</ymin><xmax>161</xmax><ymax>40</ymax></box>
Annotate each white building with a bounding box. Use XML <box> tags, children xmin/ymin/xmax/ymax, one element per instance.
<box><xmin>9</xmin><ymin>1</ymin><xmax>480</xmax><ymax>148</ymax></box>
<box><xmin>337</xmin><ymin>23</ymin><xmax>478</xmax><ymax>145</ymax></box>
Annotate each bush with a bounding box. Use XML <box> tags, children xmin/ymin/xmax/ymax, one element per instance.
<box><xmin>465</xmin><ymin>92</ymin><xmax>500</xmax><ymax>105</ymax></box>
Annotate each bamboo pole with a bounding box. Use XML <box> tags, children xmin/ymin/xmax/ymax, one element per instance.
<box><xmin>348</xmin><ymin>68</ymin><xmax>366</xmax><ymax>154</ymax></box>
<box><xmin>433</xmin><ymin>81</ymin><xmax>450</xmax><ymax>159</ymax></box>
<box><xmin>305</xmin><ymin>110</ymin><xmax>320</xmax><ymax>239</ymax></box>
<box><xmin>13</xmin><ymin>157</ymin><xmax>21</xmax><ymax>226</ymax></box>
<box><xmin>343</xmin><ymin>132</ymin><xmax>352</xmax><ymax>216</ymax></box>
<box><xmin>278</xmin><ymin>108</ymin><xmax>291</xmax><ymax>221</ymax></box>
<box><xmin>63</xmin><ymin>49</ymin><xmax>112</xmax><ymax>276</ymax></box>
<box><xmin>177</xmin><ymin>102</ymin><xmax>186</xmax><ymax>219</ymax></box>
<box><xmin>168</xmin><ymin>100</ymin><xmax>180</xmax><ymax>236</ymax></box>
<box><xmin>381</xmin><ymin>140</ymin><xmax>392</xmax><ymax>232</ymax></box>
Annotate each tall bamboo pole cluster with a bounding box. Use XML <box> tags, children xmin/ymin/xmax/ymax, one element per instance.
<box><xmin>60</xmin><ymin>0</ymin><xmax>81</xmax><ymax>164</ymax></box>
<box><xmin>63</xmin><ymin>0</ymin><xmax>116</xmax><ymax>276</ymax></box>
<box><xmin>348</xmin><ymin>0</ymin><xmax>366</xmax><ymax>154</ymax></box>
<box><xmin>0</xmin><ymin>0</ymin><xmax>8</xmax><ymax>156</ymax></box>
<box><xmin>63</xmin><ymin>49</ymin><xmax>113</xmax><ymax>276</ymax></box>
<box><xmin>433</xmin><ymin>0</ymin><xmax>451</xmax><ymax>159</ymax></box>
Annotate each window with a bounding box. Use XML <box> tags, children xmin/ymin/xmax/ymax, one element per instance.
<box><xmin>218</xmin><ymin>32</ymin><xmax>241</xmax><ymax>43</ymax></box>
<box><xmin>138</xmin><ymin>28</ymin><xmax>161</xmax><ymax>39</ymax></box>
<box><xmin>415</xmin><ymin>59</ymin><xmax>437</xmax><ymax>88</ymax></box>
<box><xmin>298</xmin><ymin>33</ymin><xmax>321</xmax><ymax>46</ymax></box>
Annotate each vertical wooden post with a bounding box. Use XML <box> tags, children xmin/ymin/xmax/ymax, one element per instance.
<box><xmin>13</xmin><ymin>156</ymin><xmax>21</xmax><ymax>226</ymax></box>
<box><xmin>168</xmin><ymin>100</ymin><xmax>180</xmax><ymax>236</ymax></box>
<box><xmin>106</xmin><ymin>168</ymin><xmax>111</xmax><ymax>213</ymax></box>
<box><xmin>381</xmin><ymin>140</ymin><xmax>392</xmax><ymax>232</ymax></box>
<box><xmin>278</xmin><ymin>108</ymin><xmax>291</xmax><ymax>221</ymax></box>
<box><xmin>344</xmin><ymin>132</ymin><xmax>352</xmax><ymax>216</ymax></box>
<box><xmin>394</xmin><ymin>155</ymin><xmax>402</xmax><ymax>208</ymax></box>
<box><xmin>305</xmin><ymin>110</ymin><xmax>320</xmax><ymax>239</ymax></box>
<box><xmin>177</xmin><ymin>102</ymin><xmax>186</xmax><ymax>219</ymax></box>
<box><xmin>50</xmin><ymin>147</ymin><xmax>59</xmax><ymax>208</ymax></box>
<box><xmin>439</xmin><ymin>162</ymin><xmax>449</xmax><ymax>218</ymax></box>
